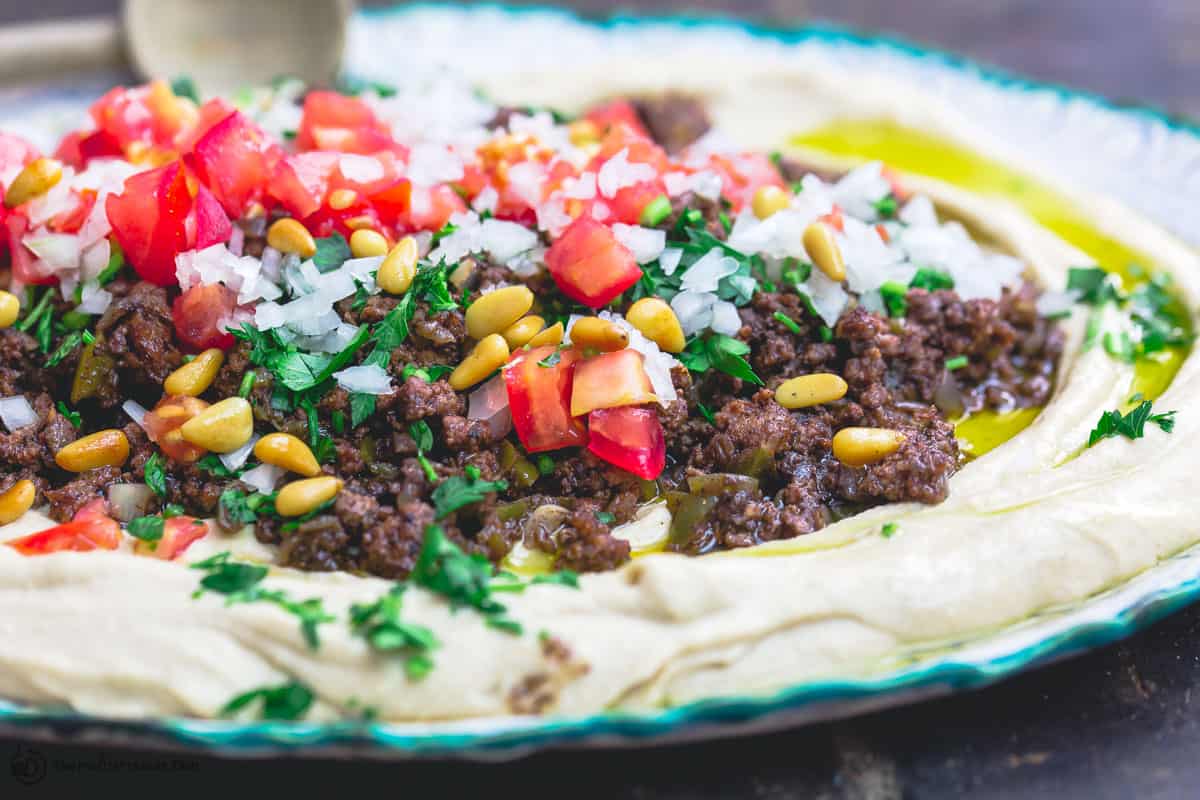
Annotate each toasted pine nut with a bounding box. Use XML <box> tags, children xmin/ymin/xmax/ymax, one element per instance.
<box><xmin>0</xmin><ymin>290</ymin><xmax>19</xmax><ymax>328</ymax></box>
<box><xmin>832</xmin><ymin>427</ymin><xmax>905</xmax><ymax>467</ymax></box>
<box><xmin>254</xmin><ymin>432</ymin><xmax>321</xmax><ymax>477</ymax></box>
<box><xmin>377</xmin><ymin>236</ymin><xmax>418</xmax><ymax>295</ymax></box>
<box><xmin>275</xmin><ymin>476</ymin><xmax>343</xmax><ymax>517</ymax></box>
<box><xmin>266</xmin><ymin>218</ymin><xmax>317</xmax><ymax>258</ymax></box>
<box><xmin>527</xmin><ymin>321</ymin><xmax>564</xmax><ymax>348</ymax></box>
<box><xmin>448</xmin><ymin>257</ymin><xmax>476</xmax><ymax>289</ymax></box>
<box><xmin>349</xmin><ymin>228</ymin><xmax>389</xmax><ymax>258</ymax></box>
<box><xmin>569</xmin><ymin>316</ymin><xmax>628</xmax><ymax>352</ymax></box>
<box><xmin>327</xmin><ymin>188</ymin><xmax>357</xmax><ymax>210</ymax></box>
<box><xmin>776</xmin><ymin>373</ymin><xmax>848</xmax><ymax>409</ymax></box>
<box><xmin>179</xmin><ymin>397</ymin><xmax>253</xmax><ymax>453</ymax></box>
<box><xmin>343</xmin><ymin>215</ymin><xmax>375</xmax><ymax>230</ymax></box>
<box><xmin>450</xmin><ymin>334</ymin><xmax>510</xmax><ymax>390</ymax></box>
<box><xmin>567</xmin><ymin>119</ymin><xmax>600</xmax><ymax>146</ymax></box>
<box><xmin>802</xmin><ymin>221</ymin><xmax>846</xmax><ymax>282</ymax></box>
<box><xmin>466</xmin><ymin>286</ymin><xmax>534</xmax><ymax>340</ymax></box>
<box><xmin>0</xmin><ymin>479</ymin><xmax>36</xmax><ymax>525</ymax></box>
<box><xmin>625</xmin><ymin>297</ymin><xmax>686</xmax><ymax>353</ymax></box>
<box><xmin>164</xmin><ymin>348</ymin><xmax>225</xmax><ymax>397</ymax></box>
<box><xmin>752</xmin><ymin>185</ymin><xmax>790</xmax><ymax>220</ymax></box>
<box><xmin>501</xmin><ymin>315</ymin><xmax>545</xmax><ymax>349</ymax></box>
<box><xmin>4</xmin><ymin>158</ymin><xmax>63</xmax><ymax>208</ymax></box>
<box><xmin>55</xmin><ymin>429</ymin><xmax>130</xmax><ymax>472</ymax></box>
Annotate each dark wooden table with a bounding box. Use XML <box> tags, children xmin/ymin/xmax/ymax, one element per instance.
<box><xmin>3</xmin><ymin>3</ymin><xmax>1198</xmax><ymax>797</ymax></box>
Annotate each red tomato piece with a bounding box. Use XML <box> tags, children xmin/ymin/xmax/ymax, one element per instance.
<box><xmin>269</xmin><ymin>151</ymin><xmax>340</xmax><ymax>218</ymax></box>
<box><xmin>135</xmin><ymin>516</ymin><xmax>209</xmax><ymax>560</ymax></box>
<box><xmin>191</xmin><ymin>184</ymin><xmax>233</xmax><ymax>249</ymax></box>
<box><xmin>296</xmin><ymin>91</ymin><xmax>397</xmax><ymax>155</ymax></box>
<box><xmin>587</xmin><ymin>405</ymin><xmax>666</xmax><ymax>480</ymax></box>
<box><xmin>58</xmin><ymin>129</ymin><xmax>124</xmax><ymax>169</ymax></box>
<box><xmin>0</xmin><ymin>132</ymin><xmax>40</xmax><ymax>175</ymax></box>
<box><xmin>604</xmin><ymin>178</ymin><xmax>667</xmax><ymax>225</ymax></box>
<box><xmin>173</xmin><ymin>283</ymin><xmax>237</xmax><ymax>351</ymax></box>
<box><xmin>503</xmin><ymin>345</ymin><xmax>588</xmax><ymax>453</ymax></box>
<box><xmin>569</xmin><ymin>348</ymin><xmax>656</xmax><ymax>417</ymax></box>
<box><xmin>401</xmin><ymin>183</ymin><xmax>465</xmax><ymax>233</ymax></box>
<box><xmin>584</xmin><ymin>100</ymin><xmax>650</xmax><ymax>139</ymax></box>
<box><xmin>105</xmin><ymin>161</ymin><xmax>191</xmax><ymax>285</ymax></box>
<box><xmin>707</xmin><ymin>152</ymin><xmax>786</xmax><ymax>212</ymax></box>
<box><xmin>7</xmin><ymin>498</ymin><xmax>121</xmax><ymax>556</ymax></box>
<box><xmin>190</xmin><ymin>110</ymin><xmax>279</xmax><ymax>217</ymax></box>
<box><xmin>545</xmin><ymin>216</ymin><xmax>641</xmax><ymax>308</ymax></box>
<box><xmin>48</xmin><ymin>189</ymin><xmax>97</xmax><ymax>234</ymax></box>
<box><xmin>368</xmin><ymin>178</ymin><xmax>413</xmax><ymax>226</ymax></box>
<box><xmin>89</xmin><ymin>81</ymin><xmax>191</xmax><ymax>151</ymax></box>
<box><xmin>4</xmin><ymin>211</ymin><xmax>55</xmax><ymax>285</ymax></box>
<box><xmin>142</xmin><ymin>395</ymin><xmax>210</xmax><ymax>463</ymax></box>
<box><xmin>174</xmin><ymin>97</ymin><xmax>237</xmax><ymax>154</ymax></box>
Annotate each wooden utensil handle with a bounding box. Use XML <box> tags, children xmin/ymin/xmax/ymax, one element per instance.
<box><xmin>0</xmin><ymin>16</ymin><xmax>126</xmax><ymax>84</ymax></box>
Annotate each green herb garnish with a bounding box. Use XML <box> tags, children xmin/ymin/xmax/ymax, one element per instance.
<box><xmin>56</xmin><ymin>401</ymin><xmax>81</xmax><ymax>429</ymax></box>
<box><xmin>144</xmin><ymin>452</ymin><xmax>168</xmax><ymax>498</ymax></box>
<box><xmin>879</xmin><ymin>281</ymin><xmax>908</xmax><ymax>318</ymax></box>
<box><xmin>221</xmin><ymin>681</ymin><xmax>313</xmax><ymax>721</ymax></box>
<box><xmin>773</xmin><ymin>311</ymin><xmax>803</xmax><ymax>336</ymax></box>
<box><xmin>349</xmin><ymin>584</ymin><xmax>438</xmax><ymax>680</ymax></box>
<box><xmin>944</xmin><ymin>355</ymin><xmax>968</xmax><ymax>371</ymax></box>
<box><xmin>909</xmin><ymin>268</ymin><xmax>955</xmax><ymax>292</ymax></box>
<box><xmin>1087</xmin><ymin>400</ymin><xmax>1176</xmax><ymax>447</ymax></box>
<box><xmin>678</xmin><ymin>334</ymin><xmax>763</xmax><ymax>386</ymax></box>
<box><xmin>312</xmin><ymin>233</ymin><xmax>353</xmax><ymax>273</ymax></box>
<box><xmin>431</xmin><ymin>465</ymin><xmax>507</xmax><ymax>519</ymax></box>
<box><xmin>412</xmin><ymin>525</ymin><xmax>521</xmax><ymax>633</ymax></box>
<box><xmin>639</xmin><ymin>195</ymin><xmax>672</xmax><ymax>227</ymax></box>
<box><xmin>881</xmin><ymin>522</ymin><xmax>899</xmax><ymax>538</ymax></box>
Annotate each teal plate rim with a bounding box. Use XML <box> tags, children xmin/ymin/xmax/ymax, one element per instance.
<box><xmin>3</xmin><ymin>2</ymin><xmax>1199</xmax><ymax>759</ymax></box>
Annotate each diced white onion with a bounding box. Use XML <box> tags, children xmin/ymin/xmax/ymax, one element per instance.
<box><xmin>597</xmin><ymin>148</ymin><xmax>655</xmax><ymax>199</ymax></box>
<box><xmin>1036</xmin><ymin>289</ymin><xmax>1080</xmax><ymax>318</ymax></box>
<box><xmin>122</xmin><ymin>400</ymin><xmax>148</xmax><ymax>428</ymax></box>
<box><xmin>76</xmin><ymin>281</ymin><xmax>113</xmax><ymax>315</ymax></box>
<box><xmin>0</xmin><ymin>396</ymin><xmax>37</xmax><ymax>431</ymax></box>
<box><xmin>468</xmin><ymin>374</ymin><xmax>512</xmax><ymax>439</ymax></box>
<box><xmin>709</xmin><ymin>300</ymin><xmax>743</xmax><ymax>335</ymax></box>
<box><xmin>611</xmin><ymin>223</ymin><xmax>666</xmax><ymax>265</ymax></box>
<box><xmin>679</xmin><ymin>248</ymin><xmax>738</xmax><ymax>293</ymax></box>
<box><xmin>241</xmin><ymin>463</ymin><xmax>284</xmax><ymax>494</ymax></box>
<box><xmin>24</xmin><ymin>232</ymin><xmax>81</xmax><ymax>272</ymax></box>
<box><xmin>220</xmin><ymin>433</ymin><xmax>260</xmax><ymax>473</ymax></box>
<box><xmin>107</xmin><ymin>483</ymin><xmax>154</xmax><ymax>523</ymax></box>
<box><xmin>334</xmin><ymin>364</ymin><xmax>393</xmax><ymax>395</ymax></box>
<box><xmin>659</xmin><ymin>247</ymin><xmax>683</xmax><ymax>276</ymax></box>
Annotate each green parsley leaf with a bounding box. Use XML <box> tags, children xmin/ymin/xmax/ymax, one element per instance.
<box><xmin>696</xmin><ymin>402</ymin><xmax>716</xmax><ymax>425</ymax></box>
<box><xmin>1087</xmin><ymin>400</ymin><xmax>1177</xmax><ymax>447</ymax></box>
<box><xmin>56</xmin><ymin>401</ymin><xmax>81</xmax><ymax>429</ymax></box>
<box><xmin>680</xmin><ymin>334</ymin><xmax>763</xmax><ymax>386</ymax></box>
<box><xmin>595</xmin><ymin>511</ymin><xmax>615</xmax><ymax>525</ymax></box>
<box><xmin>881</xmin><ymin>522</ymin><xmax>899</xmax><ymax>538</ymax></box>
<box><xmin>1067</xmin><ymin>266</ymin><xmax>1120</xmax><ymax>305</ymax></box>
<box><xmin>412</xmin><ymin>525</ymin><xmax>521</xmax><ymax>633</ymax></box>
<box><xmin>312</xmin><ymin>233</ymin><xmax>353</xmax><ymax>273</ymax></box>
<box><xmin>639</xmin><ymin>194</ymin><xmax>672</xmax><ymax>227</ymax></box>
<box><xmin>197</xmin><ymin>453</ymin><xmax>245</xmax><ymax>478</ymax></box>
<box><xmin>144</xmin><ymin>452</ymin><xmax>168</xmax><ymax>498</ymax></box>
<box><xmin>237</xmin><ymin>371</ymin><xmax>256</xmax><ymax>398</ymax></box>
<box><xmin>531</xmin><ymin>571</ymin><xmax>581</xmax><ymax>589</ymax></box>
<box><xmin>45</xmin><ymin>330</ymin><xmax>86</xmax><ymax>367</ymax></box>
<box><xmin>222</xmin><ymin>681</ymin><xmax>313</xmax><ymax>721</ymax></box>
<box><xmin>169</xmin><ymin>75</ymin><xmax>201</xmax><ymax>103</ymax></box>
<box><xmin>879</xmin><ymin>281</ymin><xmax>908</xmax><ymax>317</ymax></box>
<box><xmin>349</xmin><ymin>584</ymin><xmax>439</xmax><ymax>680</ymax></box>
<box><xmin>873</xmin><ymin>194</ymin><xmax>898</xmax><ymax>218</ymax></box>
<box><xmin>218</xmin><ymin>488</ymin><xmax>277</xmax><ymax>526</ymax></box>
<box><xmin>126</xmin><ymin>515</ymin><xmax>165</xmax><ymax>543</ymax></box>
<box><xmin>909</xmin><ymin>267</ymin><xmax>955</xmax><ymax>292</ymax></box>
<box><xmin>349</xmin><ymin>392</ymin><xmax>376</xmax><ymax>428</ymax></box>
<box><xmin>431</xmin><ymin>465</ymin><xmax>508</xmax><ymax>519</ymax></box>
<box><xmin>773</xmin><ymin>311</ymin><xmax>803</xmax><ymax>335</ymax></box>
<box><xmin>192</xmin><ymin>551</ymin><xmax>269</xmax><ymax>594</ymax></box>
<box><xmin>944</xmin><ymin>355</ymin><xmax>969</xmax><ymax>371</ymax></box>
<box><xmin>410</xmin><ymin>420</ymin><xmax>439</xmax><ymax>483</ymax></box>
<box><xmin>96</xmin><ymin>240</ymin><xmax>125</xmax><ymax>285</ymax></box>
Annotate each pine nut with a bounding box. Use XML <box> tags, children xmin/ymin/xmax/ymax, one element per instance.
<box><xmin>349</xmin><ymin>228</ymin><xmax>389</xmax><ymax>258</ymax></box>
<box><xmin>254</xmin><ymin>432</ymin><xmax>321</xmax><ymax>477</ymax></box>
<box><xmin>832</xmin><ymin>427</ymin><xmax>906</xmax><ymax>467</ymax></box>
<box><xmin>776</xmin><ymin>373</ymin><xmax>848</xmax><ymax>409</ymax></box>
<box><xmin>327</xmin><ymin>188</ymin><xmax>357</xmax><ymax>210</ymax></box>
<box><xmin>752</xmin><ymin>184</ymin><xmax>790</xmax><ymax>220</ymax></box>
<box><xmin>567</xmin><ymin>119</ymin><xmax>600</xmax><ymax>147</ymax></box>
<box><xmin>0</xmin><ymin>290</ymin><xmax>19</xmax><ymax>328</ymax></box>
<box><xmin>55</xmin><ymin>429</ymin><xmax>130</xmax><ymax>472</ymax></box>
<box><xmin>0</xmin><ymin>479</ymin><xmax>36</xmax><ymax>525</ymax></box>
<box><xmin>802</xmin><ymin>221</ymin><xmax>846</xmax><ymax>282</ymax></box>
<box><xmin>569</xmin><ymin>316</ymin><xmax>628</xmax><ymax>352</ymax></box>
<box><xmin>275</xmin><ymin>476</ymin><xmax>343</xmax><ymax>517</ymax></box>
<box><xmin>266</xmin><ymin>218</ymin><xmax>317</xmax><ymax>258</ymax></box>
<box><xmin>5</xmin><ymin>158</ymin><xmax>63</xmax><ymax>208</ymax></box>
<box><xmin>526</xmin><ymin>321</ymin><xmax>564</xmax><ymax>348</ymax></box>
<box><xmin>343</xmin><ymin>215</ymin><xmax>375</xmax><ymax>230</ymax></box>
<box><xmin>625</xmin><ymin>297</ymin><xmax>686</xmax><ymax>353</ymax></box>
<box><xmin>502</xmin><ymin>315</ymin><xmax>545</xmax><ymax>349</ymax></box>
<box><xmin>450</xmin><ymin>334</ymin><xmax>510</xmax><ymax>390</ymax></box>
<box><xmin>377</xmin><ymin>236</ymin><xmax>418</xmax><ymax>295</ymax></box>
<box><xmin>466</xmin><ymin>286</ymin><xmax>534</xmax><ymax>340</ymax></box>
<box><xmin>179</xmin><ymin>397</ymin><xmax>253</xmax><ymax>453</ymax></box>
<box><xmin>163</xmin><ymin>348</ymin><xmax>225</xmax><ymax>397</ymax></box>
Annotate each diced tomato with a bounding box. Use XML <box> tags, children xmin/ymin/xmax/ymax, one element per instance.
<box><xmin>296</xmin><ymin>91</ymin><xmax>398</xmax><ymax>155</ymax></box>
<box><xmin>604</xmin><ymin>178</ymin><xmax>667</xmax><ymax>225</ymax></box>
<box><xmin>4</xmin><ymin>211</ymin><xmax>55</xmax><ymax>285</ymax></box>
<box><xmin>142</xmin><ymin>395</ymin><xmax>210</xmax><ymax>462</ymax></box>
<box><xmin>189</xmin><ymin>110</ymin><xmax>279</xmax><ymax>217</ymax></box>
<box><xmin>332</xmin><ymin>151</ymin><xmax>404</xmax><ymax>196</ymax></box>
<box><xmin>48</xmin><ymin>189</ymin><xmax>97</xmax><ymax>234</ymax></box>
<box><xmin>0</xmin><ymin>132</ymin><xmax>39</xmax><ymax>176</ymax></box>
<box><xmin>503</xmin><ymin>345</ymin><xmax>588</xmax><ymax>453</ymax></box>
<box><xmin>173</xmin><ymin>283</ymin><xmax>237</xmax><ymax>351</ymax></box>
<box><xmin>7</xmin><ymin>498</ymin><xmax>121</xmax><ymax>556</ymax></box>
<box><xmin>62</xmin><ymin>129</ymin><xmax>124</xmax><ymax>168</ymax></box>
<box><xmin>89</xmin><ymin>80</ymin><xmax>192</xmax><ymax>151</ymax></box>
<box><xmin>875</xmin><ymin>223</ymin><xmax>890</xmax><ymax>243</ymax></box>
<box><xmin>401</xmin><ymin>183</ymin><xmax>465</xmax><ymax>233</ymax></box>
<box><xmin>269</xmin><ymin>151</ymin><xmax>339</xmax><ymax>218</ymax></box>
<box><xmin>545</xmin><ymin>216</ymin><xmax>641</xmax><ymax>308</ymax></box>
<box><xmin>881</xmin><ymin>166</ymin><xmax>909</xmax><ymax>201</ymax></box>
<box><xmin>191</xmin><ymin>184</ymin><xmax>232</xmax><ymax>249</ymax></box>
<box><xmin>819</xmin><ymin>204</ymin><xmax>845</xmax><ymax>233</ymax></box>
<box><xmin>587</xmin><ymin>405</ymin><xmax>666</xmax><ymax>480</ymax></box>
<box><xmin>570</xmin><ymin>348</ymin><xmax>656</xmax><ymax>416</ymax></box>
<box><xmin>105</xmin><ymin>160</ymin><xmax>191</xmax><ymax>285</ymax></box>
<box><xmin>584</xmin><ymin>100</ymin><xmax>650</xmax><ymax>140</ymax></box>
<box><xmin>135</xmin><ymin>516</ymin><xmax>209</xmax><ymax>560</ymax></box>
<box><xmin>174</xmin><ymin>97</ymin><xmax>237</xmax><ymax>154</ymax></box>
<box><xmin>368</xmin><ymin>178</ymin><xmax>413</xmax><ymax>226</ymax></box>
<box><xmin>706</xmin><ymin>152</ymin><xmax>786</xmax><ymax>212</ymax></box>
<box><xmin>592</xmin><ymin>123</ymin><xmax>669</xmax><ymax>175</ymax></box>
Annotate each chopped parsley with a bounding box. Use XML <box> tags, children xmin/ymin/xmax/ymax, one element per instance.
<box><xmin>96</xmin><ymin>240</ymin><xmax>125</xmax><ymax>285</ymax></box>
<box><xmin>595</xmin><ymin>511</ymin><xmax>615</xmax><ymax>525</ymax></box>
<box><xmin>678</xmin><ymin>334</ymin><xmax>763</xmax><ymax>386</ymax></box>
<box><xmin>430</xmin><ymin>465</ymin><xmax>508</xmax><ymax>519</ymax></box>
<box><xmin>873</xmin><ymin>194</ymin><xmax>898</xmax><ymax>218</ymax></box>
<box><xmin>221</xmin><ymin>681</ymin><xmax>314</xmax><ymax>721</ymax></box>
<box><xmin>349</xmin><ymin>584</ymin><xmax>438</xmax><ymax>680</ymax></box>
<box><xmin>773</xmin><ymin>311</ymin><xmax>803</xmax><ymax>336</ymax></box>
<box><xmin>639</xmin><ymin>194</ymin><xmax>672</xmax><ymax>227</ymax></box>
<box><xmin>218</xmin><ymin>487</ymin><xmax>277</xmax><ymax>525</ymax></box>
<box><xmin>143</xmin><ymin>452</ymin><xmax>168</xmax><ymax>498</ymax></box>
<box><xmin>696</xmin><ymin>402</ymin><xmax>716</xmax><ymax>425</ymax></box>
<box><xmin>126</xmin><ymin>515</ymin><xmax>166</xmax><ymax>543</ymax></box>
<box><xmin>192</xmin><ymin>551</ymin><xmax>334</xmax><ymax>649</ymax></box>
<box><xmin>237</xmin><ymin>371</ymin><xmax>256</xmax><ymax>398</ymax></box>
<box><xmin>56</xmin><ymin>401</ymin><xmax>81</xmax><ymax>429</ymax></box>
<box><xmin>881</xmin><ymin>522</ymin><xmax>899</xmax><ymax>539</ymax></box>
<box><xmin>631</xmin><ymin>211</ymin><xmax>761</xmax><ymax>307</ymax></box>
<box><xmin>1087</xmin><ymin>400</ymin><xmax>1176</xmax><ymax>447</ymax></box>
<box><xmin>15</xmin><ymin>288</ymin><xmax>54</xmax><ymax>336</ymax></box>
<box><xmin>401</xmin><ymin>363</ymin><xmax>453</xmax><ymax>383</ymax></box>
<box><xmin>197</xmin><ymin>454</ymin><xmax>246</xmax><ymax>479</ymax></box>
<box><xmin>1069</xmin><ymin>267</ymin><xmax>1191</xmax><ymax>362</ymax></box>
<box><xmin>878</xmin><ymin>280</ymin><xmax>909</xmax><ymax>318</ymax></box>
<box><xmin>44</xmin><ymin>329</ymin><xmax>92</xmax><ymax>367</ymax></box>
<box><xmin>169</xmin><ymin>75</ymin><xmax>200</xmax><ymax>103</ymax></box>
<box><xmin>412</xmin><ymin>525</ymin><xmax>522</xmax><ymax>633</ymax></box>
<box><xmin>909</xmin><ymin>267</ymin><xmax>955</xmax><ymax>292</ymax></box>
<box><xmin>410</xmin><ymin>420</ymin><xmax>439</xmax><ymax>483</ymax></box>
<box><xmin>944</xmin><ymin>355</ymin><xmax>969</xmax><ymax>371</ymax></box>
<box><xmin>312</xmin><ymin>232</ymin><xmax>353</xmax><ymax>273</ymax></box>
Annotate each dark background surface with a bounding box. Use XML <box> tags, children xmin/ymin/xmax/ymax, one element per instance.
<box><xmin>2</xmin><ymin>2</ymin><xmax>1198</xmax><ymax>797</ymax></box>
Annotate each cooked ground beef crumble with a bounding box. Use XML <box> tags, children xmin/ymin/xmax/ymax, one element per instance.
<box><xmin>0</xmin><ymin>92</ymin><xmax>1064</xmax><ymax>575</ymax></box>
